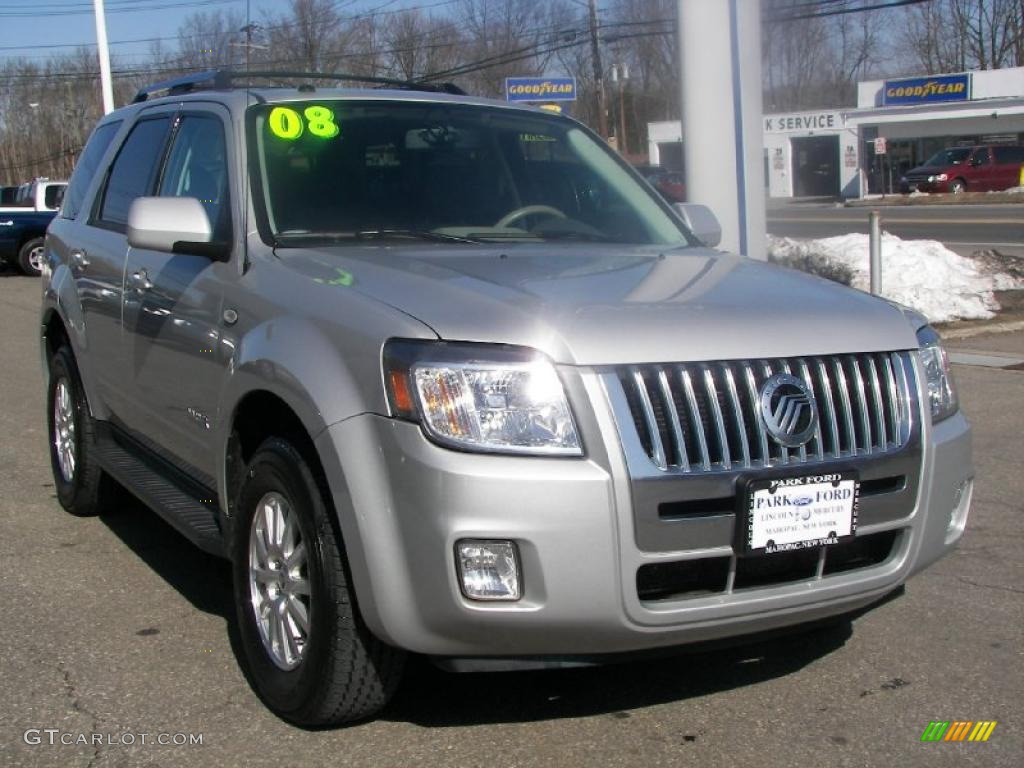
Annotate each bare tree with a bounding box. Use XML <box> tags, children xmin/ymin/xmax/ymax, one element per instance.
<box><xmin>381</xmin><ymin>9</ymin><xmax>461</xmax><ymax>80</ymax></box>
<box><xmin>900</xmin><ymin>0</ymin><xmax>1024</xmax><ymax>73</ymax></box>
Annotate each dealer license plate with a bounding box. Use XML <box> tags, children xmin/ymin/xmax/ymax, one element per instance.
<box><xmin>743</xmin><ymin>472</ymin><xmax>859</xmax><ymax>554</ymax></box>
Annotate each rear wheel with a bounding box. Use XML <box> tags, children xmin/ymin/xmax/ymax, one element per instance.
<box><xmin>47</xmin><ymin>345</ymin><xmax>113</xmax><ymax>516</ymax></box>
<box><xmin>232</xmin><ymin>438</ymin><xmax>404</xmax><ymax>726</ymax></box>
<box><xmin>17</xmin><ymin>237</ymin><xmax>45</xmax><ymax>276</ymax></box>
<box><xmin>949</xmin><ymin>178</ymin><xmax>967</xmax><ymax>194</ymax></box>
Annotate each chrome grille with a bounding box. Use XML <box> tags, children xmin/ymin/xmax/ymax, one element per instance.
<box><xmin>617</xmin><ymin>352</ymin><xmax>916</xmax><ymax>473</ymax></box>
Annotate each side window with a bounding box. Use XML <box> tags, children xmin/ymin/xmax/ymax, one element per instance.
<box><xmin>44</xmin><ymin>185</ymin><xmax>65</xmax><ymax>211</ymax></box>
<box><xmin>157</xmin><ymin>115</ymin><xmax>231</xmax><ymax>240</ymax></box>
<box><xmin>994</xmin><ymin>147</ymin><xmax>1024</xmax><ymax>164</ymax></box>
<box><xmin>96</xmin><ymin>117</ymin><xmax>171</xmax><ymax>229</ymax></box>
<box><xmin>62</xmin><ymin>122</ymin><xmax>121</xmax><ymax>219</ymax></box>
<box><xmin>971</xmin><ymin>149</ymin><xmax>989</xmax><ymax>166</ymax></box>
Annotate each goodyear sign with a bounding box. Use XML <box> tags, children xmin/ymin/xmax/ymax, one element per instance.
<box><xmin>883</xmin><ymin>74</ymin><xmax>970</xmax><ymax>105</ymax></box>
<box><xmin>505</xmin><ymin>77</ymin><xmax>577</xmax><ymax>103</ymax></box>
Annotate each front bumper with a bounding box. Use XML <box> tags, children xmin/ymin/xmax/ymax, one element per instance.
<box><xmin>315</xmin><ymin>370</ymin><xmax>972</xmax><ymax>658</ymax></box>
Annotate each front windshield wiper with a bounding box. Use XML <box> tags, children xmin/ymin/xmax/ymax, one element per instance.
<box><xmin>531</xmin><ymin>229</ymin><xmax>613</xmax><ymax>242</ymax></box>
<box><xmin>274</xmin><ymin>229</ymin><xmax>481</xmax><ymax>245</ymax></box>
<box><xmin>354</xmin><ymin>229</ymin><xmax>481</xmax><ymax>244</ymax></box>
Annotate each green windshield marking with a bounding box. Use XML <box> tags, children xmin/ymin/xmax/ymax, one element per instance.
<box><xmin>314</xmin><ymin>268</ymin><xmax>354</xmax><ymax>287</ymax></box>
<box><xmin>268</xmin><ymin>106</ymin><xmax>340</xmax><ymax>141</ymax></box>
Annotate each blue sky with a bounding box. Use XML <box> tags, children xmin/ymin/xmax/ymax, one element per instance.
<box><xmin>0</xmin><ymin>0</ymin><xmax>379</xmax><ymax>68</ymax></box>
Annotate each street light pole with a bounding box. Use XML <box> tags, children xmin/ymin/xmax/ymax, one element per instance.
<box><xmin>92</xmin><ymin>0</ymin><xmax>114</xmax><ymax>114</ymax></box>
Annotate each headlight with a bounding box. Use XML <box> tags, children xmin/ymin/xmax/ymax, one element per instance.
<box><xmin>936</xmin><ymin>173</ymin><xmax>948</xmax><ymax>182</ymax></box>
<box><xmin>383</xmin><ymin>340</ymin><xmax>582</xmax><ymax>455</ymax></box>
<box><xmin>917</xmin><ymin>326</ymin><xmax>958</xmax><ymax>422</ymax></box>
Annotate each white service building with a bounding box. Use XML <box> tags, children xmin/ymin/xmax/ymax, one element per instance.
<box><xmin>647</xmin><ymin>65</ymin><xmax>1024</xmax><ymax>199</ymax></box>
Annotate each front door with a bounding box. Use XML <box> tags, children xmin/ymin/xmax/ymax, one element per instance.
<box><xmin>121</xmin><ymin>108</ymin><xmax>238</xmax><ymax>486</ymax></box>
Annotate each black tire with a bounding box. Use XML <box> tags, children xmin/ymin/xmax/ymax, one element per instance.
<box><xmin>17</xmin><ymin>237</ymin><xmax>45</xmax><ymax>276</ymax></box>
<box><xmin>47</xmin><ymin>345</ymin><xmax>112</xmax><ymax>516</ymax></box>
<box><xmin>232</xmin><ymin>438</ymin><xmax>404</xmax><ymax>726</ymax></box>
<box><xmin>949</xmin><ymin>178</ymin><xmax>967</xmax><ymax>194</ymax></box>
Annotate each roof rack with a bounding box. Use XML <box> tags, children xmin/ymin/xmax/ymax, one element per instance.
<box><xmin>132</xmin><ymin>69</ymin><xmax>465</xmax><ymax>103</ymax></box>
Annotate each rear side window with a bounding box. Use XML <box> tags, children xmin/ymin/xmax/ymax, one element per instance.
<box><xmin>62</xmin><ymin>121</ymin><xmax>120</xmax><ymax>219</ymax></box>
<box><xmin>994</xmin><ymin>146</ymin><xmax>1024</xmax><ymax>164</ymax></box>
<box><xmin>44</xmin><ymin>184</ymin><xmax>65</xmax><ymax>211</ymax></box>
<box><xmin>96</xmin><ymin>117</ymin><xmax>172</xmax><ymax>229</ymax></box>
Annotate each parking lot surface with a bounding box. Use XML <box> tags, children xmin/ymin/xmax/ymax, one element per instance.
<box><xmin>0</xmin><ymin>273</ymin><xmax>1020</xmax><ymax>767</ymax></box>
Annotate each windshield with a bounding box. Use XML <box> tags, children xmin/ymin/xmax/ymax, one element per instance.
<box><xmin>251</xmin><ymin>100</ymin><xmax>693</xmax><ymax>247</ymax></box>
<box><xmin>922</xmin><ymin>148</ymin><xmax>971</xmax><ymax>167</ymax></box>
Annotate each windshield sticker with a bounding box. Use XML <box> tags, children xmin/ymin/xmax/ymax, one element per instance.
<box><xmin>268</xmin><ymin>106</ymin><xmax>340</xmax><ymax>141</ymax></box>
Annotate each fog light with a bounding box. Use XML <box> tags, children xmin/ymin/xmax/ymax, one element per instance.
<box><xmin>456</xmin><ymin>540</ymin><xmax>521</xmax><ymax>601</ymax></box>
<box><xmin>946</xmin><ymin>478</ymin><xmax>973</xmax><ymax>545</ymax></box>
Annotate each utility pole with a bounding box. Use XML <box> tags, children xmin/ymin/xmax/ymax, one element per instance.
<box><xmin>92</xmin><ymin>0</ymin><xmax>114</xmax><ymax>115</ymax></box>
<box><xmin>240</xmin><ymin>23</ymin><xmax>260</xmax><ymax>71</ymax></box>
<box><xmin>587</xmin><ymin>0</ymin><xmax>608</xmax><ymax>139</ymax></box>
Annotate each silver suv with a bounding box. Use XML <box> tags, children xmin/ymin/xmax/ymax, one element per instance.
<box><xmin>41</xmin><ymin>71</ymin><xmax>973</xmax><ymax>726</ymax></box>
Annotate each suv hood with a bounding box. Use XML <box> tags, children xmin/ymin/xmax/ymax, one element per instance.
<box><xmin>284</xmin><ymin>244</ymin><xmax>918</xmax><ymax>365</ymax></box>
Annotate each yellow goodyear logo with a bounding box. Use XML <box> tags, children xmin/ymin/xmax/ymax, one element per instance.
<box><xmin>920</xmin><ymin>721</ymin><xmax>997</xmax><ymax>742</ymax></box>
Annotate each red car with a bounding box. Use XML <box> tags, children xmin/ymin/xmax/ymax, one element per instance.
<box><xmin>901</xmin><ymin>145</ymin><xmax>1024</xmax><ymax>194</ymax></box>
<box><xmin>635</xmin><ymin>166</ymin><xmax>687</xmax><ymax>203</ymax></box>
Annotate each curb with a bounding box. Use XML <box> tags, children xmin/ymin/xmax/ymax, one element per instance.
<box><xmin>845</xmin><ymin>193</ymin><xmax>1023</xmax><ymax>208</ymax></box>
<box><xmin>938</xmin><ymin>320</ymin><xmax>1024</xmax><ymax>340</ymax></box>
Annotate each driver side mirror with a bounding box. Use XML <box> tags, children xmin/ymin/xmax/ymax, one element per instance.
<box><xmin>127</xmin><ymin>197</ymin><xmax>230</xmax><ymax>261</ymax></box>
<box><xmin>672</xmin><ymin>203</ymin><xmax>722</xmax><ymax>248</ymax></box>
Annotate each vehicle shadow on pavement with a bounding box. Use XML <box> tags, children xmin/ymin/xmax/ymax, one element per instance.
<box><xmin>95</xmin><ymin>491</ymin><xmax>882</xmax><ymax>728</ymax></box>
<box><xmin>381</xmin><ymin>610</ymin><xmax>881</xmax><ymax>727</ymax></box>
<box><xmin>98</xmin><ymin>491</ymin><xmax>235</xmax><ymax>619</ymax></box>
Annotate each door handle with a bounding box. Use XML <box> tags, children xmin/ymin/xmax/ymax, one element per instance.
<box><xmin>128</xmin><ymin>269</ymin><xmax>153</xmax><ymax>292</ymax></box>
<box><xmin>71</xmin><ymin>250</ymin><xmax>90</xmax><ymax>269</ymax></box>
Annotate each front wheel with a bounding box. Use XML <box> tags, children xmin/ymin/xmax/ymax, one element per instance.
<box><xmin>17</xmin><ymin>237</ymin><xmax>45</xmax><ymax>276</ymax></box>
<box><xmin>949</xmin><ymin>178</ymin><xmax>967</xmax><ymax>194</ymax></box>
<box><xmin>232</xmin><ymin>438</ymin><xmax>404</xmax><ymax>726</ymax></box>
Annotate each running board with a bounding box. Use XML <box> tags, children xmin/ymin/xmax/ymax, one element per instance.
<box><xmin>94</xmin><ymin>422</ymin><xmax>226</xmax><ymax>557</ymax></box>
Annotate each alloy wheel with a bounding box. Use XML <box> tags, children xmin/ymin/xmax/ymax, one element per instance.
<box><xmin>248</xmin><ymin>491</ymin><xmax>311</xmax><ymax>671</ymax></box>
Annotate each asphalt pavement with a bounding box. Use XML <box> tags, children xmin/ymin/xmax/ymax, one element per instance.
<box><xmin>766</xmin><ymin>202</ymin><xmax>1024</xmax><ymax>257</ymax></box>
<box><xmin>0</xmin><ymin>273</ymin><xmax>1021</xmax><ymax>768</ymax></box>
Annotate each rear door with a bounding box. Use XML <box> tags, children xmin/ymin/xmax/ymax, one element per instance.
<box><xmin>68</xmin><ymin>112</ymin><xmax>174</xmax><ymax>420</ymax></box>
<box><xmin>120</xmin><ymin>105</ymin><xmax>238</xmax><ymax>486</ymax></box>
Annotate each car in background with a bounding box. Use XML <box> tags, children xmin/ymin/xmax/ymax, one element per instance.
<box><xmin>900</xmin><ymin>145</ymin><xmax>1024</xmax><ymax>194</ymax></box>
<box><xmin>635</xmin><ymin>165</ymin><xmax>687</xmax><ymax>203</ymax></box>
<box><xmin>0</xmin><ymin>178</ymin><xmax>67</xmax><ymax>213</ymax></box>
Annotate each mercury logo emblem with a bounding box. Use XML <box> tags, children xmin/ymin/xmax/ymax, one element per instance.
<box><xmin>759</xmin><ymin>373</ymin><xmax>818</xmax><ymax>447</ymax></box>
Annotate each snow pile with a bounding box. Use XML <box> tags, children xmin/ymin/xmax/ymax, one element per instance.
<box><xmin>767</xmin><ymin>233</ymin><xmax>1024</xmax><ymax>323</ymax></box>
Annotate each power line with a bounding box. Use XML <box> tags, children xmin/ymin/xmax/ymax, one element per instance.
<box><xmin>0</xmin><ymin>0</ymin><xmax>240</xmax><ymax>18</ymax></box>
<box><xmin>769</xmin><ymin>0</ymin><xmax>934</xmax><ymax>21</ymax></box>
<box><xmin>0</xmin><ymin>0</ymin><xmax>459</xmax><ymax>55</ymax></box>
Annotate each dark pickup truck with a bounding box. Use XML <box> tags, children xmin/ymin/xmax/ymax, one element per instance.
<box><xmin>0</xmin><ymin>208</ymin><xmax>55</xmax><ymax>276</ymax></box>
